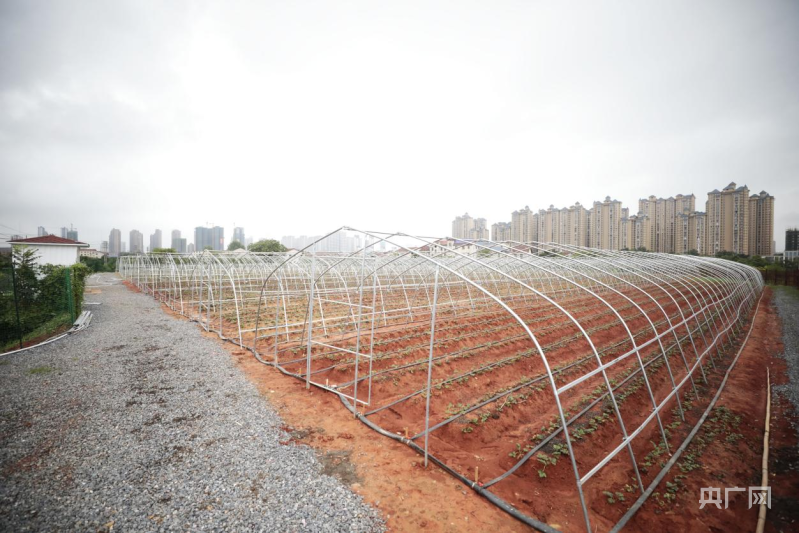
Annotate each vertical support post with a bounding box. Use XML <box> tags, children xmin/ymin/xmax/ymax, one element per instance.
<box><xmin>424</xmin><ymin>265</ymin><xmax>441</xmax><ymax>468</ymax></box>
<box><xmin>367</xmin><ymin>257</ymin><xmax>379</xmax><ymax>406</ymax></box>
<box><xmin>10</xmin><ymin>260</ymin><xmax>23</xmax><ymax>350</ymax></box>
<box><xmin>305</xmin><ymin>245</ymin><xmax>317</xmax><ymax>390</ymax></box>
<box><xmin>65</xmin><ymin>267</ymin><xmax>75</xmax><ymax>323</ymax></box>
<box><xmin>353</xmin><ymin>244</ymin><xmax>367</xmax><ymax>406</ymax></box>
<box><xmin>273</xmin><ymin>294</ymin><xmax>280</xmax><ymax>365</ymax></box>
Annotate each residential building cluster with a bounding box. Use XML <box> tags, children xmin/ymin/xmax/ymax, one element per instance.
<box><xmin>451</xmin><ymin>213</ymin><xmax>489</xmax><ymax>240</ymax></box>
<box><xmin>281</xmin><ymin>232</ymin><xmax>386</xmax><ymax>253</ymax></box>
<box><xmin>456</xmin><ymin>182</ymin><xmax>775</xmax><ymax>256</ymax></box>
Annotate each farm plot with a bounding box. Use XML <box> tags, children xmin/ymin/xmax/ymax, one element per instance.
<box><xmin>119</xmin><ymin>229</ymin><xmax>762</xmax><ymax>532</ymax></box>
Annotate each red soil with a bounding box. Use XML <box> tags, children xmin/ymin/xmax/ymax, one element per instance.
<box><xmin>137</xmin><ymin>281</ymin><xmax>790</xmax><ymax>532</ymax></box>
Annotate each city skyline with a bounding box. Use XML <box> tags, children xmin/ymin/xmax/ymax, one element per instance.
<box><xmin>2</xmin><ymin>175</ymin><xmax>789</xmax><ymax>255</ymax></box>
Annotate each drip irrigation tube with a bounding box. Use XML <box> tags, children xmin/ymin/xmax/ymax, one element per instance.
<box><xmin>260</xmin><ymin>351</ymin><xmax>561</xmax><ymax>532</ymax></box>
<box><xmin>610</xmin><ymin>292</ymin><xmax>763</xmax><ymax>532</ymax></box>
<box><xmin>337</xmin><ymin>394</ymin><xmax>562</xmax><ymax>533</ymax></box>
<box><xmin>755</xmin><ymin>368</ymin><xmax>770</xmax><ymax>533</ymax></box>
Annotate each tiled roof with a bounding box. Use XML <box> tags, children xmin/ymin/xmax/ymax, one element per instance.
<box><xmin>7</xmin><ymin>235</ymin><xmax>89</xmax><ymax>246</ymax></box>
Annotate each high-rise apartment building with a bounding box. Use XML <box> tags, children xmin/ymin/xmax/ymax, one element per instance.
<box><xmin>129</xmin><ymin>230</ymin><xmax>144</xmax><ymax>254</ymax></box>
<box><xmin>748</xmin><ymin>191</ymin><xmax>775</xmax><ymax>257</ymax></box>
<box><xmin>705</xmin><ymin>182</ymin><xmax>750</xmax><ymax>255</ymax></box>
<box><xmin>537</xmin><ymin>206</ymin><xmax>560</xmax><ymax>244</ymax></box>
<box><xmin>149</xmin><ymin>229</ymin><xmax>162</xmax><ymax>252</ymax></box>
<box><xmin>195</xmin><ymin>226</ymin><xmax>225</xmax><ymax>251</ymax></box>
<box><xmin>511</xmin><ymin>206</ymin><xmax>537</xmax><ymax>243</ymax></box>
<box><xmin>564</xmin><ymin>202</ymin><xmax>589</xmax><ymax>247</ymax></box>
<box><xmin>590</xmin><ymin>197</ymin><xmax>623</xmax><ymax>250</ymax></box>
<box><xmin>37</xmin><ymin>226</ymin><xmax>47</xmax><ymax>236</ymax></box>
<box><xmin>675</xmin><ymin>211</ymin><xmax>707</xmax><ymax>255</ymax></box>
<box><xmin>67</xmin><ymin>229</ymin><xmax>78</xmax><ymax>241</ymax></box>
<box><xmin>233</xmin><ymin>227</ymin><xmax>245</xmax><ymax>244</ymax></box>
<box><xmin>787</xmin><ymin>228</ymin><xmax>799</xmax><ymax>252</ymax></box>
<box><xmin>452</xmin><ymin>213</ymin><xmax>474</xmax><ymax>239</ymax></box>
<box><xmin>471</xmin><ymin>218</ymin><xmax>489</xmax><ymax>240</ymax></box>
<box><xmin>491</xmin><ymin>222</ymin><xmax>512</xmax><ymax>242</ymax></box>
<box><xmin>451</xmin><ymin>213</ymin><xmax>489</xmax><ymax>240</ymax></box>
<box><xmin>620</xmin><ymin>213</ymin><xmax>634</xmax><ymax>251</ymax></box>
<box><xmin>637</xmin><ymin>194</ymin><xmax>695</xmax><ymax>253</ymax></box>
<box><xmin>170</xmin><ymin>230</ymin><xmax>187</xmax><ymax>253</ymax></box>
<box><xmin>108</xmin><ymin>228</ymin><xmax>121</xmax><ymax>257</ymax></box>
<box><xmin>638</xmin><ymin>196</ymin><xmax>657</xmax><ymax>251</ymax></box>
<box><xmin>100</xmin><ymin>241</ymin><xmax>108</xmax><ymax>253</ymax></box>
<box><xmin>187</xmin><ymin>243</ymin><xmax>195</xmax><ymax>254</ymax></box>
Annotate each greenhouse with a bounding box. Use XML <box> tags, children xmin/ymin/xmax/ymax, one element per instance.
<box><xmin>118</xmin><ymin>227</ymin><xmax>764</xmax><ymax>532</ymax></box>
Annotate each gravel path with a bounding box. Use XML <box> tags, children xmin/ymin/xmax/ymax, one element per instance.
<box><xmin>0</xmin><ymin>274</ymin><xmax>383</xmax><ymax>532</ymax></box>
<box><xmin>773</xmin><ymin>286</ymin><xmax>799</xmax><ymax>434</ymax></box>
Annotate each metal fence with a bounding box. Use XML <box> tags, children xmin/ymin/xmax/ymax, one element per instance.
<box><xmin>761</xmin><ymin>268</ymin><xmax>799</xmax><ymax>287</ymax></box>
<box><xmin>0</xmin><ymin>264</ymin><xmax>82</xmax><ymax>353</ymax></box>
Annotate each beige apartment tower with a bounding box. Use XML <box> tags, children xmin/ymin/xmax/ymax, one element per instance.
<box><xmin>638</xmin><ymin>193</ymin><xmax>695</xmax><ymax>253</ymax></box>
<box><xmin>748</xmin><ymin>191</ymin><xmax>775</xmax><ymax>256</ymax></box>
<box><xmin>491</xmin><ymin>222</ymin><xmax>512</xmax><ymax>242</ymax></box>
<box><xmin>590</xmin><ymin>197</ymin><xmax>623</xmax><ymax>250</ymax></box>
<box><xmin>511</xmin><ymin>206</ymin><xmax>538</xmax><ymax>244</ymax></box>
<box><xmin>452</xmin><ymin>213</ymin><xmax>489</xmax><ymax>240</ymax></box>
<box><xmin>705</xmin><ymin>182</ymin><xmax>750</xmax><ymax>255</ymax></box>
<box><xmin>675</xmin><ymin>211</ymin><xmax>707</xmax><ymax>255</ymax></box>
<box><xmin>452</xmin><ymin>213</ymin><xmax>473</xmax><ymax>239</ymax></box>
<box><xmin>564</xmin><ymin>202</ymin><xmax>589</xmax><ymax>247</ymax></box>
<box><xmin>538</xmin><ymin>206</ymin><xmax>560</xmax><ymax>244</ymax></box>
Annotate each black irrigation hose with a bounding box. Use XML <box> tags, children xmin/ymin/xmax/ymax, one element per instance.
<box><xmin>336</xmin><ymin>394</ymin><xmax>562</xmax><ymax>533</ymax></box>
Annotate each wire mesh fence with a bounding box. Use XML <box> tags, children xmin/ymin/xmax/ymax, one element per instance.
<box><xmin>0</xmin><ymin>253</ymin><xmax>88</xmax><ymax>353</ymax></box>
<box><xmin>761</xmin><ymin>268</ymin><xmax>799</xmax><ymax>287</ymax></box>
<box><xmin>119</xmin><ymin>228</ymin><xmax>764</xmax><ymax>532</ymax></box>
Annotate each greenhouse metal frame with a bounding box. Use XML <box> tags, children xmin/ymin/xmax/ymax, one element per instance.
<box><xmin>118</xmin><ymin>227</ymin><xmax>763</xmax><ymax>532</ymax></box>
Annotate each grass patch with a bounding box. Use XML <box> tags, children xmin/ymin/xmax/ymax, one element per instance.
<box><xmin>0</xmin><ymin>313</ymin><xmax>72</xmax><ymax>354</ymax></box>
<box><xmin>28</xmin><ymin>366</ymin><xmax>55</xmax><ymax>375</ymax></box>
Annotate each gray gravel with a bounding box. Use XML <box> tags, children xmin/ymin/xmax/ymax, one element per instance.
<box><xmin>773</xmin><ymin>286</ymin><xmax>799</xmax><ymax>437</ymax></box>
<box><xmin>0</xmin><ymin>274</ymin><xmax>383</xmax><ymax>532</ymax></box>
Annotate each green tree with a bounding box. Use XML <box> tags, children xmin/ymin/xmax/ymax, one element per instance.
<box><xmin>248</xmin><ymin>239</ymin><xmax>287</xmax><ymax>253</ymax></box>
<box><xmin>80</xmin><ymin>256</ymin><xmax>117</xmax><ymax>273</ymax></box>
<box><xmin>227</xmin><ymin>241</ymin><xmax>245</xmax><ymax>251</ymax></box>
<box><xmin>152</xmin><ymin>247</ymin><xmax>177</xmax><ymax>253</ymax></box>
<box><xmin>11</xmin><ymin>246</ymin><xmax>40</xmax><ymax>307</ymax></box>
<box><xmin>685</xmin><ymin>249</ymin><xmax>699</xmax><ymax>256</ymax></box>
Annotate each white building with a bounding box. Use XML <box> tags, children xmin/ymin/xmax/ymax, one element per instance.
<box><xmin>7</xmin><ymin>235</ymin><xmax>89</xmax><ymax>266</ymax></box>
<box><xmin>79</xmin><ymin>248</ymin><xmax>108</xmax><ymax>259</ymax></box>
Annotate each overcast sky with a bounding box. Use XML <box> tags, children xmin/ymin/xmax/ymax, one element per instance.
<box><xmin>1</xmin><ymin>1</ymin><xmax>797</xmax><ymax>250</ymax></box>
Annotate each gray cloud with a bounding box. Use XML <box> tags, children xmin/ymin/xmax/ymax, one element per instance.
<box><xmin>0</xmin><ymin>0</ymin><xmax>797</xmax><ymax>250</ymax></box>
